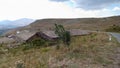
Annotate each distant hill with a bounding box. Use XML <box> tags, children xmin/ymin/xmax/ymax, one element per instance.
<box><xmin>12</xmin><ymin>18</ymin><xmax>35</xmax><ymax>27</ymax></box>
<box><xmin>0</xmin><ymin>18</ymin><xmax>35</xmax><ymax>35</ymax></box>
<box><xmin>4</xmin><ymin>16</ymin><xmax>120</xmax><ymax>35</ymax></box>
<box><xmin>0</xmin><ymin>18</ymin><xmax>35</xmax><ymax>29</ymax></box>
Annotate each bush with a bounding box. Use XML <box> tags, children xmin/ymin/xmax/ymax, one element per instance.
<box><xmin>54</xmin><ymin>24</ymin><xmax>71</xmax><ymax>46</ymax></box>
<box><xmin>22</xmin><ymin>38</ymin><xmax>47</xmax><ymax>50</ymax></box>
<box><xmin>31</xmin><ymin>38</ymin><xmax>46</xmax><ymax>46</ymax></box>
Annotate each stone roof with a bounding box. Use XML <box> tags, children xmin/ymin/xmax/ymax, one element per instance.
<box><xmin>14</xmin><ymin>31</ymin><xmax>36</xmax><ymax>41</ymax></box>
<box><xmin>69</xmin><ymin>29</ymin><xmax>90</xmax><ymax>36</ymax></box>
<box><xmin>0</xmin><ymin>37</ymin><xmax>15</xmax><ymax>43</ymax></box>
<box><xmin>8</xmin><ymin>29</ymin><xmax>90</xmax><ymax>42</ymax></box>
<box><xmin>41</xmin><ymin>29</ymin><xmax>90</xmax><ymax>38</ymax></box>
<box><xmin>41</xmin><ymin>31</ymin><xmax>58</xmax><ymax>38</ymax></box>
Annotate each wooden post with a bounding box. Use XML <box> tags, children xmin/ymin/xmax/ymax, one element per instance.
<box><xmin>109</xmin><ymin>35</ymin><xmax>112</xmax><ymax>41</ymax></box>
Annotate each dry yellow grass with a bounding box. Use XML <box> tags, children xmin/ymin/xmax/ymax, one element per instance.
<box><xmin>0</xmin><ymin>32</ymin><xmax>119</xmax><ymax>68</ymax></box>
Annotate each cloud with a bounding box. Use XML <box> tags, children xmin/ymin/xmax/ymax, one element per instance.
<box><xmin>0</xmin><ymin>0</ymin><xmax>120</xmax><ymax>20</ymax></box>
<box><xmin>50</xmin><ymin>0</ymin><xmax>69</xmax><ymax>2</ymax></box>
<box><xmin>113</xmin><ymin>7</ymin><xmax>120</xmax><ymax>11</ymax></box>
<box><xmin>0</xmin><ymin>0</ymin><xmax>99</xmax><ymax>20</ymax></box>
<box><xmin>50</xmin><ymin>0</ymin><xmax>120</xmax><ymax>10</ymax></box>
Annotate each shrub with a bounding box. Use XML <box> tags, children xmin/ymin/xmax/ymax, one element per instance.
<box><xmin>34</xmin><ymin>39</ymin><xmax>45</xmax><ymax>46</ymax></box>
<box><xmin>16</xmin><ymin>63</ymin><xmax>24</xmax><ymax>68</ymax></box>
<box><xmin>22</xmin><ymin>38</ymin><xmax>47</xmax><ymax>50</ymax></box>
<box><xmin>54</xmin><ymin>24</ymin><xmax>71</xmax><ymax>46</ymax></box>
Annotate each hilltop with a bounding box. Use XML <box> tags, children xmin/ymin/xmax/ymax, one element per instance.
<box><xmin>4</xmin><ymin>16</ymin><xmax>120</xmax><ymax>35</ymax></box>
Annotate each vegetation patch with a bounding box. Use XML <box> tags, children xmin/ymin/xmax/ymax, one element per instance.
<box><xmin>105</xmin><ymin>25</ymin><xmax>120</xmax><ymax>33</ymax></box>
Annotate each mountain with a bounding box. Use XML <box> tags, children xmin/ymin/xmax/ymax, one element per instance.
<box><xmin>4</xmin><ymin>16</ymin><xmax>120</xmax><ymax>35</ymax></box>
<box><xmin>12</xmin><ymin>18</ymin><xmax>35</xmax><ymax>27</ymax></box>
<box><xmin>0</xmin><ymin>18</ymin><xmax>35</xmax><ymax>29</ymax></box>
<box><xmin>0</xmin><ymin>18</ymin><xmax>35</xmax><ymax>35</ymax></box>
<box><xmin>0</xmin><ymin>20</ymin><xmax>12</xmax><ymax>29</ymax></box>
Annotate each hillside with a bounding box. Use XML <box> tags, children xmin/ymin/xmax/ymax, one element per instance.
<box><xmin>4</xmin><ymin>16</ymin><xmax>120</xmax><ymax>35</ymax></box>
<box><xmin>32</xmin><ymin>16</ymin><xmax>120</xmax><ymax>30</ymax></box>
<box><xmin>0</xmin><ymin>16</ymin><xmax>120</xmax><ymax>68</ymax></box>
<box><xmin>0</xmin><ymin>32</ymin><xmax>120</xmax><ymax>68</ymax></box>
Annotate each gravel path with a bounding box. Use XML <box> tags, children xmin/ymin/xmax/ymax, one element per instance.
<box><xmin>110</xmin><ymin>33</ymin><xmax>120</xmax><ymax>43</ymax></box>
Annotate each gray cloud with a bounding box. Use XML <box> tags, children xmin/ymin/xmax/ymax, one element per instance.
<box><xmin>50</xmin><ymin>0</ymin><xmax>69</xmax><ymax>2</ymax></box>
<box><xmin>73</xmin><ymin>0</ymin><xmax>120</xmax><ymax>10</ymax></box>
<box><xmin>50</xmin><ymin>0</ymin><xmax>120</xmax><ymax>10</ymax></box>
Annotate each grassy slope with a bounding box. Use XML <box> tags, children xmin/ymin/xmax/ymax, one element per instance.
<box><xmin>0</xmin><ymin>32</ymin><xmax>120</xmax><ymax>68</ymax></box>
<box><xmin>28</xmin><ymin>16</ymin><xmax>120</xmax><ymax>31</ymax></box>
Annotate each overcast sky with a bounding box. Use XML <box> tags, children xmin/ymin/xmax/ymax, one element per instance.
<box><xmin>0</xmin><ymin>0</ymin><xmax>120</xmax><ymax>20</ymax></box>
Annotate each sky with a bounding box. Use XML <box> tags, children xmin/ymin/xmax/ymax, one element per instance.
<box><xmin>0</xmin><ymin>0</ymin><xmax>120</xmax><ymax>20</ymax></box>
